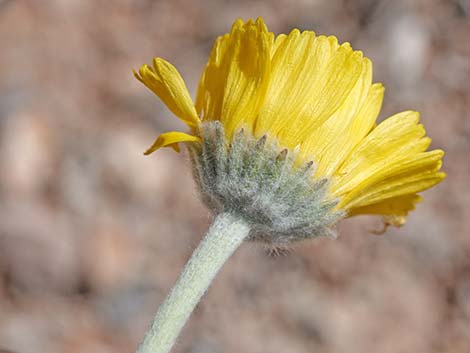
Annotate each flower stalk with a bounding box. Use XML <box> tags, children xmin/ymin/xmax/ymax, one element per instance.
<box><xmin>136</xmin><ymin>212</ymin><xmax>250</xmax><ymax>353</ymax></box>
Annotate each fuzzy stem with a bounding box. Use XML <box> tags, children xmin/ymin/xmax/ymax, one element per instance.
<box><xmin>136</xmin><ymin>212</ymin><xmax>250</xmax><ymax>353</ymax></box>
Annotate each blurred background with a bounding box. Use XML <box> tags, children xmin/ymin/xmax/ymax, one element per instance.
<box><xmin>0</xmin><ymin>0</ymin><xmax>469</xmax><ymax>352</ymax></box>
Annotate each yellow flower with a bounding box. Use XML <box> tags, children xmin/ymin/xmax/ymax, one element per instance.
<box><xmin>134</xmin><ymin>18</ymin><xmax>445</xmax><ymax>229</ymax></box>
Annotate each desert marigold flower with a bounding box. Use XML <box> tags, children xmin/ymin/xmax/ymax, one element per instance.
<box><xmin>133</xmin><ymin>18</ymin><xmax>445</xmax><ymax>353</ymax></box>
<box><xmin>135</xmin><ymin>18</ymin><xmax>445</xmax><ymax>238</ymax></box>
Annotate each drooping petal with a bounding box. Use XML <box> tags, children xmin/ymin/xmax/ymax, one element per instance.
<box><xmin>331</xmin><ymin>109</ymin><xmax>445</xmax><ymax>212</ymax></box>
<box><xmin>144</xmin><ymin>131</ymin><xmax>200</xmax><ymax>155</ymax></box>
<box><xmin>349</xmin><ymin>194</ymin><xmax>423</xmax><ymax>227</ymax></box>
<box><xmin>348</xmin><ymin>194</ymin><xmax>422</xmax><ymax>217</ymax></box>
<box><xmin>341</xmin><ymin>151</ymin><xmax>445</xmax><ymax>208</ymax></box>
<box><xmin>134</xmin><ymin>58</ymin><xmax>200</xmax><ymax>128</ymax></box>
<box><xmin>332</xmin><ymin>111</ymin><xmax>430</xmax><ymax>197</ymax></box>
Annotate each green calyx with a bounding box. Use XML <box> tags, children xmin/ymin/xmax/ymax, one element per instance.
<box><xmin>188</xmin><ymin>121</ymin><xmax>344</xmax><ymax>243</ymax></box>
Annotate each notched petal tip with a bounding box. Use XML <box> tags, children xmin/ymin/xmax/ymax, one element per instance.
<box><xmin>436</xmin><ymin>171</ymin><xmax>446</xmax><ymax>181</ymax></box>
<box><xmin>139</xmin><ymin>64</ymin><xmax>155</xmax><ymax>79</ymax></box>
<box><xmin>255</xmin><ymin>17</ymin><xmax>268</xmax><ymax>30</ymax></box>
<box><xmin>434</xmin><ymin>149</ymin><xmax>445</xmax><ymax>160</ymax></box>
<box><xmin>133</xmin><ymin>68</ymin><xmax>144</xmax><ymax>82</ymax></box>
<box><xmin>152</xmin><ymin>57</ymin><xmax>163</xmax><ymax>69</ymax></box>
<box><xmin>231</xmin><ymin>18</ymin><xmax>245</xmax><ymax>32</ymax></box>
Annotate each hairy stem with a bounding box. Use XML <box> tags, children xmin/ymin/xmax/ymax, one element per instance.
<box><xmin>136</xmin><ymin>212</ymin><xmax>250</xmax><ymax>353</ymax></box>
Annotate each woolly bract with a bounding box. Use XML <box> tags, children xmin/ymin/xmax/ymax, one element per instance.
<box><xmin>134</xmin><ymin>18</ymin><xmax>445</xmax><ymax>228</ymax></box>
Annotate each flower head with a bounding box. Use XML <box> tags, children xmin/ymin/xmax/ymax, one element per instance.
<box><xmin>134</xmin><ymin>18</ymin><xmax>445</xmax><ymax>241</ymax></box>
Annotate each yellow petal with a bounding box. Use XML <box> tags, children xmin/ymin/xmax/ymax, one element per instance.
<box><xmin>348</xmin><ymin>194</ymin><xmax>422</xmax><ymax>217</ymax></box>
<box><xmin>349</xmin><ymin>194</ymin><xmax>426</xmax><ymax>229</ymax></box>
<box><xmin>338</xmin><ymin>149</ymin><xmax>445</xmax><ymax>209</ymax></box>
<box><xmin>349</xmin><ymin>194</ymin><xmax>423</xmax><ymax>227</ymax></box>
<box><xmin>221</xmin><ymin>19</ymin><xmax>272</xmax><ymax>136</ymax></box>
<box><xmin>344</xmin><ymin>167</ymin><xmax>445</xmax><ymax>209</ymax></box>
<box><xmin>270</xmin><ymin>41</ymin><xmax>364</xmax><ymax>149</ymax></box>
<box><xmin>332</xmin><ymin>111</ymin><xmax>430</xmax><ymax>197</ymax></box>
<box><xmin>196</xmin><ymin>18</ymin><xmax>272</xmax><ymax>139</ymax></box>
<box><xmin>299</xmin><ymin>58</ymin><xmax>376</xmax><ymax>177</ymax></box>
<box><xmin>134</xmin><ymin>58</ymin><xmax>199</xmax><ymax>128</ymax></box>
<box><xmin>195</xmin><ymin>33</ymin><xmax>231</xmax><ymax>120</ymax></box>
<box><xmin>271</xmin><ymin>33</ymin><xmax>287</xmax><ymax>57</ymax></box>
<box><xmin>255</xmin><ymin>30</ymin><xmax>320</xmax><ymax>138</ymax></box>
<box><xmin>144</xmin><ymin>131</ymin><xmax>200</xmax><ymax>155</ymax></box>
